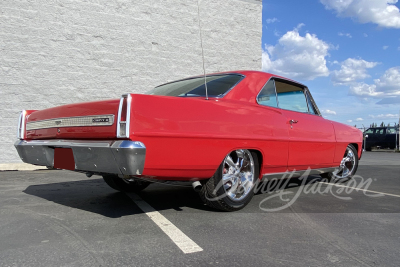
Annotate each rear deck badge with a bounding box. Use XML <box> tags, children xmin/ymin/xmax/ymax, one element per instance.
<box><xmin>92</xmin><ymin>118</ymin><xmax>110</xmax><ymax>123</ymax></box>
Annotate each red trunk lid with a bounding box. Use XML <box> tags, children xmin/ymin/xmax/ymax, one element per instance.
<box><xmin>26</xmin><ymin>99</ymin><xmax>120</xmax><ymax>140</ymax></box>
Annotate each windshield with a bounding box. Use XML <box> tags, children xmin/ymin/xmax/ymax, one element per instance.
<box><xmin>147</xmin><ymin>74</ymin><xmax>243</xmax><ymax>97</ymax></box>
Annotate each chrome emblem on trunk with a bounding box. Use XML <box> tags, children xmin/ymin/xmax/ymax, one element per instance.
<box><xmin>92</xmin><ymin>118</ymin><xmax>110</xmax><ymax>123</ymax></box>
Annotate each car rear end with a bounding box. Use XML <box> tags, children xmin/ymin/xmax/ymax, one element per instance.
<box><xmin>14</xmin><ymin>94</ymin><xmax>146</xmax><ymax>176</ymax></box>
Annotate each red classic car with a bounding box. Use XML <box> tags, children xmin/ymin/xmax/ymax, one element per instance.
<box><xmin>15</xmin><ymin>71</ymin><xmax>363</xmax><ymax>211</ymax></box>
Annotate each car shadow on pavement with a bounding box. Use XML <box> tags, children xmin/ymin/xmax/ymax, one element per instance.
<box><xmin>23</xmin><ymin>177</ymin><xmax>215</xmax><ymax>217</ymax></box>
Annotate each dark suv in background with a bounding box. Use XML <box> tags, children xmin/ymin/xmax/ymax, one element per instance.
<box><xmin>363</xmin><ymin>127</ymin><xmax>399</xmax><ymax>151</ymax></box>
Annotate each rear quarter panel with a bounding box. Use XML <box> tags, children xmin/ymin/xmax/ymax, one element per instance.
<box><xmin>129</xmin><ymin>94</ymin><xmax>289</xmax><ymax>180</ymax></box>
<box><xmin>331</xmin><ymin>121</ymin><xmax>363</xmax><ymax>162</ymax></box>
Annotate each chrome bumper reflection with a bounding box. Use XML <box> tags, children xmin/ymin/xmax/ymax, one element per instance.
<box><xmin>14</xmin><ymin>139</ymin><xmax>146</xmax><ymax>176</ymax></box>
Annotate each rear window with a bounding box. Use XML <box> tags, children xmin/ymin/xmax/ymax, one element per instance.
<box><xmin>147</xmin><ymin>74</ymin><xmax>243</xmax><ymax>97</ymax></box>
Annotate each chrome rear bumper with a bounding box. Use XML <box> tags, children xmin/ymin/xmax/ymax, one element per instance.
<box><xmin>14</xmin><ymin>139</ymin><xmax>146</xmax><ymax>176</ymax></box>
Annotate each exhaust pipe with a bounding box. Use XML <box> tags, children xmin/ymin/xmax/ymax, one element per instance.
<box><xmin>192</xmin><ymin>181</ymin><xmax>202</xmax><ymax>192</ymax></box>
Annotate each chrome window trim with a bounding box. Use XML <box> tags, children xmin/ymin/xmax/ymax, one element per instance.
<box><xmin>304</xmin><ymin>88</ymin><xmax>322</xmax><ymax>116</ymax></box>
<box><xmin>116</xmin><ymin>94</ymin><xmax>132</xmax><ymax>138</ymax></box>
<box><xmin>150</xmin><ymin>73</ymin><xmax>246</xmax><ymax>98</ymax></box>
<box><xmin>256</xmin><ymin>79</ymin><xmax>279</xmax><ymax>108</ymax></box>
<box><xmin>256</xmin><ymin>76</ymin><xmax>322</xmax><ymax>116</ymax></box>
<box><xmin>26</xmin><ymin>114</ymin><xmax>115</xmax><ymax>131</ymax></box>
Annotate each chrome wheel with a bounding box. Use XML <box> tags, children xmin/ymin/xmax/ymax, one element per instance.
<box><xmin>332</xmin><ymin>146</ymin><xmax>356</xmax><ymax>179</ymax></box>
<box><xmin>222</xmin><ymin>149</ymin><xmax>255</xmax><ymax>201</ymax></box>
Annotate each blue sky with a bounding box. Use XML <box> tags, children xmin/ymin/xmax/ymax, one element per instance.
<box><xmin>262</xmin><ymin>0</ymin><xmax>400</xmax><ymax>128</ymax></box>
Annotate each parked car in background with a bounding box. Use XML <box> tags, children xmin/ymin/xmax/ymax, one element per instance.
<box><xmin>363</xmin><ymin>126</ymin><xmax>399</xmax><ymax>151</ymax></box>
<box><xmin>14</xmin><ymin>71</ymin><xmax>363</xmax><ymax>211</ymax></box>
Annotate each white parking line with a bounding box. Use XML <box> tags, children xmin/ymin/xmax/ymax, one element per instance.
<box><xmin>319</xmin><ymin>182</ymin><xmax>400</xmax><ymax>198</ymax></box>
<box><xmin>126</xmin><ymin>193</ymin><xmax>203</xmax><ymax>254</ymax></box>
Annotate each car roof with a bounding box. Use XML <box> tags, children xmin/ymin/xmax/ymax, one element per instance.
<box><xmin>154</xmin><ymin>70</ymin><xmax>307</xmax><ymax>103</ymax></box>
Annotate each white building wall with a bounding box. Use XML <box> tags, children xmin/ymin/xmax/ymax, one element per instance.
<box><xmin>0</xmin><ymin>0</ymin><xmax>262</xmax><ymax>164</ymax></box>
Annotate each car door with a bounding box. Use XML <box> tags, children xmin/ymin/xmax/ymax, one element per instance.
<box><xmin>373</xmin><ymin>128</ymin><xmax>386</xmax><ymax>148</ymax></box>
<box><xmin>273</xmin><ymin>79</ymin><xmax>336</xmax><ymax>170</ymax></box>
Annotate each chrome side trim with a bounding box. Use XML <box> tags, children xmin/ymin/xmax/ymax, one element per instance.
<box><xmin>14</xmin><ymin>139</ymin><xmax>146</xmax><ymax>176</ymax></box>
<box><xmin>261</xmin><ymin>167</ymin><xmax>336</xmax><ymax>180</ymax></box>
<box><xmin>17</xmin><ymin>110</ymin><xmax>26</xmax><ymax>139</ymax></box>
<box><xmin>116</xmin><ymin>94</ymin><xmax>132</xmax><ymax>138</ymax></box>
<box><xmin>26</xmin><ymin>115</ymin><xmax>114</xmax><ymax>131</ymax></box>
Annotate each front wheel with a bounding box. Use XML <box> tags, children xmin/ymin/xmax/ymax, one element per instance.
<box><xmin>321</xmin><ymin>144</ymin><xmax>359</xmax><ymax>182</ymax></box>
<box><xmin>103</xmin><ymin>174</ymin><xmax>151</xmax><ymax>192</ymax></box>
<box><xmin>199</xmin><ymin>149</ymin><xmax>259</xmax><ymax>211</ymax></box>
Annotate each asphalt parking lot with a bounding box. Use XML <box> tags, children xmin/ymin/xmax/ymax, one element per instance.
<box><xmin>1</xmin><ymin>152</ymin><xmax>399</xmax><ymax>266</ymax></box>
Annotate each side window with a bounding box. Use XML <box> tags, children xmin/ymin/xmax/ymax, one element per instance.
<box><xmin>376</xmin><ymin>129</ymin><xmax>385</xmax><ymax>135</ymax></box>
<box><xmin>275</xmin><ymin>80</ymin><xmax>309</xmax><ymax>113</ymax></box>
<box><xmin>387</xmin><ymin>128</ymin><xmax>396</xmax><ymax>134</ymax></box>
<box><xmin>365</xmin><ymin>128</ymin><xmax>374</xmax><ymax>134</ymax></box>
<box><xmin>257</xmin><ymin>79</ymin><xmax>278</xmax><ymax>108</ymax></box>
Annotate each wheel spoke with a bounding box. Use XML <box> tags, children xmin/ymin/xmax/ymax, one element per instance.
<box><xmin>222</xmin><ymin>173</ymin><xmax>236</xmax><ymax>183</ymax></box>
<box><xmin>236</xmin><ymin>149</ymin><xmax>245</xmax><ymax>160</ymax></box>
<box><xmin>228</xmin><ymin>178</ymin><xmax>239</xmax><ymax>194</ymax></box>
<box><xmin>221</xmin><ymin>149</ymin><xmax>255</xmax><ymax>202</ymax></box>
<box><xmin>333</xmin><ymin>147</ymin><xmax>356</xmax><ymax>179</ymax></box>
<box><xmin>225</xmin><ymin>156</ymin><xmax>237</xmax><ymax>170</ymax></box>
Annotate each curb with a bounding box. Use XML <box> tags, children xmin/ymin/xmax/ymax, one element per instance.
<box><xmin>0</xmin><ymin>163</ymin><xmax>47</xmax><ymax>171</ymax></box>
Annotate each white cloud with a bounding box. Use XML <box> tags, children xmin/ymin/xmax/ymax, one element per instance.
<box><xmin>295</xmin><ymin>23</ymin><xmax>305</xmax><ymax>30</ymax></box>
<box><xmin>262</xmin><ymin>26</ymin><xmax>331</xmax><ymax>80</ymax></box>
<box><xmin>369</xmin><ymin>113</ymin><xmax>399</xmax><ymax>119</ymax></box>
<box><xmin>331</xmin><ymin>58</ymin><xmax>379</xmax><ymax>85</ymax></box>
<box><xmin>356</xmin><ymin>118</ymin><xmax>364</xmax><ymax>121</ymax></box>
<box><xmin>266</xmin><ymin>18</ymin><xmax>279</xmax><ymax>24</ymax></box>
<box><xmin>383</xmin><ymin>45</ymin><xmax>389</xmax><ymax>50</ymax></box>
<box><xmin>347</xmin><ymin>119</ymin><xmax>353</xmax><ymax>122</ymax></box>
<box><xmin>349</xmin><ymin>83</ymin><xmax>383</xmax><ymax>97</ymax></box>
<box><xmin>320</xmin><ymin>0</ymin><xmax>400</xmax><ymax>28</ymax></box>
<box><xmin>321</xmin><ymin>109</ymin><xmax>337</xmax><ymax>115</ymax></box>
<box><xmin>349</xmin><ymin>67</ymin><xmax>400</xmax><ymax>102</ymax></box>
<box><xmin>338</xmin><ymin>32</ymin><xmax>352</xmax><ymax>38</ymax></box>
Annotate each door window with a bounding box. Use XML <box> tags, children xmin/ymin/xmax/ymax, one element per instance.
<box><xmin>365</xmin><ymin>128</ymin><xmax>374</xmax><ymax>134</ymax></box>
<box><xmin>275</xmin><ymin>80</ymin><xmax>309</xmax><ymax>113</ymax></box>
<box><xmin>376</xmin><ymin>128</ymin><xmax>385</xmax><ymax>135</ymax></box>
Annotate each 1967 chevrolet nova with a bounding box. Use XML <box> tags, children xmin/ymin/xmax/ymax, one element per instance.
<box><xmin>15</xmin><ymin>71</ymin><xmax>363</xmax><ymax>211</ymax></box>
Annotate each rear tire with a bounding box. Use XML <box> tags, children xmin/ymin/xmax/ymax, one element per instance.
<box><xmin>103</xmin><ymin>175</ymin><xmax>151</xmax><ymax>192</ymax></box>
<box><xmin>199</xmin><ymin>150</ymin><xmax>259</xmax><ymax>211</ymax></box>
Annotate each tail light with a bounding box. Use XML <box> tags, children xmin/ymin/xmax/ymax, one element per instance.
<box><xmin>17</xmin><ymin>110</ymin><xmax>27</xmax><ymax>139</ymax></box>
<box><xmin>117</xmin><ymin>94</ymin><xmax>131</xmax><ymax>138</ymax></box>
